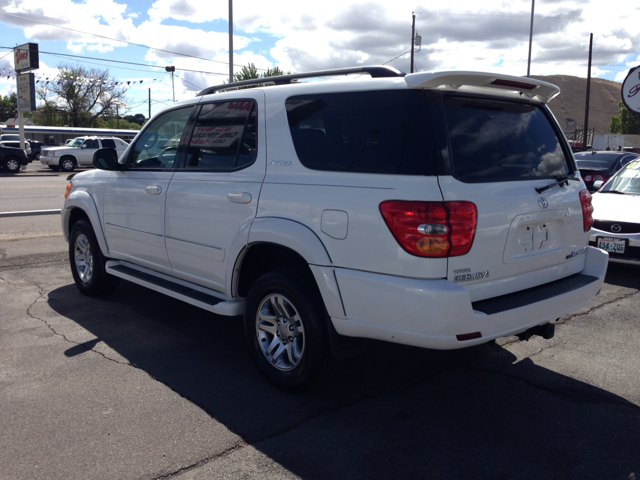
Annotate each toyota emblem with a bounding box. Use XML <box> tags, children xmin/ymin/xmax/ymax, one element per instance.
<box><xmin>538</xmin><ymin>197</ymin><xmax>549</xmax><ymax>209</ymax></box>
<box><xmin>611</xmin><ymin>224</ymin><xmax>622</xmax><ymax>233</ymax></box>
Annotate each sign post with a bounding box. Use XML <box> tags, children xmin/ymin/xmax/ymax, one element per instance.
<box><xmin>13</xmin><ymin>43</ymin><xmax>39</xmax><ymax>169</ymax></box>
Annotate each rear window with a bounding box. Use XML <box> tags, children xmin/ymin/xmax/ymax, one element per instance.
<box><xmin>444</xmin><ymin>97</ymin><xmax>570</xmax><ymax>182</ymax></box>
<box><xmin>286</xmin><ymin>90</ymin><xmax>434</xmax><ymax>175</ymax></box>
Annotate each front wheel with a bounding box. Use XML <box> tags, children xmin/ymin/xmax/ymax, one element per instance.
<box><xmin>60</xmin><ymin>157</ymin><xmax>76</xmax><ymax>172</ymax></box>
<box><xmin>69</xmin><ymin>219</ymin><xmax>119</xmax><ymax>296</ymax></box>
<box><xmin>2</xmin><ymin>156</ymin><xmax>21</xmax><ymax>173</ymax></box>
<box><xmin>244</xmin><ymin>268</ymin><xmax>333</xmax><ymax>392</ymax></box>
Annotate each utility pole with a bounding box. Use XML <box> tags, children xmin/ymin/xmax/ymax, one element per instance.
<box><xmin>116</xmin><ymin>104</ymin><xmax>119</xmax><ymax>128</ymax></box>
<box><xmin>148</xmin><ymin>88</ymin><xmax>151</xmax><ymax>120</ymax></box>
<box><xmin>583</xmin><ymin>33</ymin><xmax>593</xmax><ymax>151</ymax></box>
<box><xmin>165</xmin><ymin>66</ymin><xmax>175</xmax><ymax>102</ymax></box>
<box><xmin>527</xmin><ymin>0</ymin><xmax>535</xmax><ymax>77</ymax></box>
<box><xmin>410</xmin><ymin>12</ymin><xmax>416</xmax><ymax>74</ymax></box>
<box><xmin>229</xmin><ymin>0</ymin><xmax>234</xmax><ymax>83</ymax></box>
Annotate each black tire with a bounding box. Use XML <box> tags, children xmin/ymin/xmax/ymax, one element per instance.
<box><xmin>244</xmin><ymin>267</ymin><xmax>333</xmax><ymax>392</ymax></box>
<box><xmin>60</xmin><ymin>157</ymin><xmax>76</xmax><ymax>172</ymax></box>
<box><xmin>2</xmin><ymin>156</ymin><xmax>21</xmax><ymax>173</ymax></box>
<box><xmin>69</xmin><ymin>219</ymin><xmax>120</xmax><ymax>296</ymax></box>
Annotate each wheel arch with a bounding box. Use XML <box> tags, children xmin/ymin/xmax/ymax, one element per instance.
<box><xmin>236</xmin><ymin>217</ymin><xmax>345</xmax><ymax>320</ymax></box>
<box><xmin>62</xmin><ymin>191</ymin><xmax>109</xmax><ymax>256</ymax></box>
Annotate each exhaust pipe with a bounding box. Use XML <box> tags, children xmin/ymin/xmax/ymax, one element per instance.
<box><xmin>517</xmin><ymin>322</ymin><xmax>555</xmax><ymax>342</ymax></box>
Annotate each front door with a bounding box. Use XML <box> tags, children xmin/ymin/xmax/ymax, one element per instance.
<box><xmin>102</xmin><ymin>105</ymin><xmax>196</xmax><ymax>274</ymax></box>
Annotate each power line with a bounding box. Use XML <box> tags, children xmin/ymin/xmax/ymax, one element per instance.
<box><xmin>0</xmin><ymin>11</ymin><xmax>269</xmax><ymax>71</ymax></box>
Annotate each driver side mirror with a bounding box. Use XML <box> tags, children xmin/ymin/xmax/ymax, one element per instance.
<box><xmin>81</xmin><ymin>144</ymin><xmax>87</xmax><ymax>149</ymax></box>
<box><xmin>92</xmin><ymin>148</ymin><xmax>121</xmax><ymax>171</ymax></box>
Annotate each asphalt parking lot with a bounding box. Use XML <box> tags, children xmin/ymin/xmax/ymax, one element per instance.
<box><xmin>1</xmin><ymin>166</ymin><xmax>639</xmax><ymax>479</ymax></box>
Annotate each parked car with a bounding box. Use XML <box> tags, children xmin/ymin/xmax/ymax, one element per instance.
<box><xmin>574</xmin><ymin>150</ymin><xmax>639</xmax><ymax>192</ymax></box>
<box><xmin>62</xmin><ymin>66</ymin><xmax>608</xmax><ymax>391</ymax></box>
<box><xmin>40</xmin><ymin>136</ymin><xmax>129</xmax><ymax>171</ymax></box>
<box><xmin>0</xmin><ymin>144</ymin><xmax>30</xmax><ymax>173</ymax></box>
<box><xmin>589</xmin><ymin>159</ymin><xmax>640</xmax><ymax>265</ymax></box>
<box><xmin>28</xmin><ymin>140</ymin><xmax>46</xmax><ymax>161</ymax></box>
<box><xmin>0</xmin><ymin>140</ymin><xmax>31</xmax><ymax>160</ymax></box>
<box><xmin>0</xmin><ymin>134</ymin><xmax>20</xmax><ymax>142</ymax></box>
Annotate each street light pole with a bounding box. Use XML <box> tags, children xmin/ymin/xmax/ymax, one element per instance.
<box><xmin>527</xmin><ymin>0</ymin><xmax>535</xmax><ymax>77</ymax></box>
<box><xmin>229</xmin><ymin>0</ymin><xmax>233</xmax><ymax>83</ymax></box>
<box><xmin>410</xmin><ymin>12</ymin><xmax>416</xmax><ymax>74</ymax></box>
<box><xmin>165</xmin><ymin>66</ymin><xmax>175</xmax><ymax>102</ymax></box>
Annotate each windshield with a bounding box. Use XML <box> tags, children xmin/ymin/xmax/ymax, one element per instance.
<box><xmin>0</xmin><ymin>134</ymin><xmax>20</xmax><ymax>141</ymax></box>
<box><xmin>68</xmin><ymin>138</ymin><xmax>84</xmax><ymax>147</ymax></box>
<box><xmin>601</xmin><ymin>160</ymin><xmax>640</xmax><ymax>194</ymax></box>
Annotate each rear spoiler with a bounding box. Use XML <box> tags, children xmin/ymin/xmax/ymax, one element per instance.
<box><xmin>404</xmin><ymin>71</ymin><xmax>560</xmax><ymax>103</ymax></box>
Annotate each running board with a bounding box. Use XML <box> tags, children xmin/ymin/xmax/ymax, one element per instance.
<box><xmin>105</xmin><ymin>261</ymin><xmax>245</xmax><ymax>316</ymax></box>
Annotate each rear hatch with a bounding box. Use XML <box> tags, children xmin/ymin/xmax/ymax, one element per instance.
<box><xmin>436</xmin><ymin>94</ymin><xmax>588</xmax><ymax>302</ymax></box>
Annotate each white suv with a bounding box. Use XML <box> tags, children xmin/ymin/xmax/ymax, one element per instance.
<box><xmin>61</xmin><ymin>66</ymin><xmax>608</xmax><ymax>391</ymax></box>
<box><xmin>41</xmin><ymin>136</ymin><xmax>128</xmax><ymax>172</ymax></box>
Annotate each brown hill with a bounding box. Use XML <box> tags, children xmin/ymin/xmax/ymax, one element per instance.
<box><xmin>532</xmin><ymin>75</ymin><xmax>623</xmax><ymax>135</ymax></box>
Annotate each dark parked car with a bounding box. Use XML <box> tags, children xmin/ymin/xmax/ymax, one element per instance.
<box><xmin>28</xmin><ymin>140</ymin><xmax>46</xmax><ymax>161</ymax></box>
<box><xmin>574</xmin><ymin>150</ymin><xmax>640</xmax><ymax>192</ymax></box>
<box><xmin>0</xmin><ymin>144</ymin><xmax>30</xmax><ymax>173</ymax></box>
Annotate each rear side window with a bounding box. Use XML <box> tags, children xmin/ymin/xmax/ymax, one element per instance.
<box><xmin>286</xmin><ymin>90</ymin><xmax>434</xmax><ymax>175</ymax></box>
<box><xmin>444</xmin><ymin>97</ymin><xmax>570</xmax><ymax>182</ymax></box>
<box><xmin>101</xmin><ymin>139</ymin><xmax>116</xmax><ymax>148</ymax></box>
<box><xmin>183</xmin><ymin>100</ymin><xmax>257</xmax><ymax>171</ymax></box>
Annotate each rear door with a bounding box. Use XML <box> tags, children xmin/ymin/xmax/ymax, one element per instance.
<box><xmin>437</xmin><ymin>94</ymin><xmax>587</xmax><ymax>301</ymax></box>
<box><xmin>164</xmin><ymin>93</ymin><xmax>266</xmax><ymax>293</ymax></box>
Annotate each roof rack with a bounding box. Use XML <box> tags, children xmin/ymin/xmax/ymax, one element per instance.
<box><xmin>196</xmin><ymin>65</ymin><xmax>405</xmax><ymax>96</ymax></box>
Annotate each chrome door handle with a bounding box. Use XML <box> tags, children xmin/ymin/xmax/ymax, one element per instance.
<box><xmin>227</xmin><ymin>192</ymin><xmax>252</xmax><ymax>204</ymax></box>
<box><xmin>145</xmin><ymin>185</ymin><xmax>162</xmax><ymax>195</ymax></box>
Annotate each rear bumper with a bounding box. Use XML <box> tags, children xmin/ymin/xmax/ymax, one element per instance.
<box><xmin>331</xmin><ymin>246</ymin><xmax>608</xmax><ymax>349</ymax></box>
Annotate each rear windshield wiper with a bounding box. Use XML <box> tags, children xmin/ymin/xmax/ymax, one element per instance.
<box><xmin>535</xmin><ymin>175</ymin><xmax>580</xmax><ymax>194</ymax></box>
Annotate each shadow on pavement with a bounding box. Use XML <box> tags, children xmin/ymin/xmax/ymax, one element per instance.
<box><xmin>48</xmin><ymin>281</ymin><xmax>640</xmax><ymax>479</ymax></box>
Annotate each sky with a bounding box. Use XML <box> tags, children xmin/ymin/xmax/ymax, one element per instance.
<box><xmin>1</xmin><ymin>0</ymin><xmax>639</xmax><ymax>119</ymax></box>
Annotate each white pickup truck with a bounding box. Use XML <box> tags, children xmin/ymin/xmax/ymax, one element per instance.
<box><xmin>40</xmin><ymin>136</ymin><xmax>128</xmax><ymax>172</ymax></box>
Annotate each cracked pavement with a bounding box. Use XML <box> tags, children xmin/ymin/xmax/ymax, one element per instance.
<box><xmin>1</xmin><ymin>245</ymin><xmax>639</xmax><ymax>479</ymax></box>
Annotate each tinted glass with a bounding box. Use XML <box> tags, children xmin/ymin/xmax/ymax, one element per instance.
<box><xmin>286</xmin><ymin>90</ymin><xmax>433</xmax><ymax>175</ymax></box>
<box><xmin>129</xmin><ymin>106</ymin><xmax>194</xmax><ymax>169</ymax></box>
<box><xmin>444</xmin><ymin>97</ymin><xmax>570</xmax><ymax>182</ymax></box>
<box><xmin>101</xmin><ymin>139</ymin><xmax>116</xmax><ymax>148</ymax></box>
<box><xmin>601</xmin><ymin>160</ymin><xmax>640</xmax><ymax>194</ymax></box>
<box><xmin>183</xmin><ymin>100</ymin><xmax>257</xmax><ymax>171</ymax></box>
<box><xmin>83</xmin><ymin>139</ymin><xmax>99</xmax><ymax>149</ymax></box>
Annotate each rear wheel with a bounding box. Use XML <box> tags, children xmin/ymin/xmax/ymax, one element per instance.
<box><xmin>69</xmin><ymin>219</ymin><xmax>119</xmax><ymax>296</ymax></box>
<box><xmin>244</xmin><ymin>267</ymin><xmax>333</xmax><ymax>392</ymax></box>
<box><xmin>2</xmin><ymin>156</ymin><xmax>21</xmax><ymax>173</ymax></box>
<box><xmin>60</xmin><ymin>157</ymin><xmax>76</xmax><ymax>172</ymax></box>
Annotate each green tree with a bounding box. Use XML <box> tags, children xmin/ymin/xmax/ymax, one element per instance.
<box><xmin>609</xmin><ymin>101</ymin><xmax>640</xmax><ymax>134</ymax></box>
<box><xmin>232</xmin><ymin>63</ymin><xmax>289</xmax><ymax>87</ymax></box>
<box><xmin>0</xmin><ymin>93</ymin><xmax>18</xmax><ymax>121</ymax></box>
<box><xmin>123</xmin><ymin>113</ymin><xmax>147</xmax><ymax>126</ymax></box>
<box><xmin>38</xmin><ymin>65</ymin><xmax>129</xmax><ymax>127</ymax></box>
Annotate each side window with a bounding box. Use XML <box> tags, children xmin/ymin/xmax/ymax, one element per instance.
<box><xmin>183</xmin><ymin>100</ymin><xmax>257</xmax><ymax>171</ymax></box>
<box><xmin>128</xmin><ymin>106</ymin><xmax>194</xmax><ymax>169</ymax></box>
<box><xmin>83</xmin><ymin>139</ymin><xmax>99</xmax><ymax>149</ymax></box>
<box><xmin>101</xmin><ymin>139</ymin><xmax>116</xmax><ymax>148</ymax></box>
<box><xmin>285</xmin><ymin>90</ymin><xmax>433</xmax><ymax>175</ymax></box>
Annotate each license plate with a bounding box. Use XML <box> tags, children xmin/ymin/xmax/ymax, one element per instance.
<box><xmin>597</xmin><ymin>237</ymin><xmax>626</xmax><ymax>254</ymax></box>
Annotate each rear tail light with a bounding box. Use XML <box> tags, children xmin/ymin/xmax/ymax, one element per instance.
<box><xmin>592</xmin><ymin>174</ymin><xmax>605</xmax><ymax>182</ymax></box>
<box><xmin>380</xmin><ymin>201</ymin><xmax>477</xmax><ymax>257</ymax></box>
<box><xmin>584</xmin><ymin>174</ymin><xmax>592</xmax><ymax>182</ymax></box>
<box><xmin>579</xmin><ymin>189</ymin><xmax>594</xmax><ymax>232</ymax></box>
